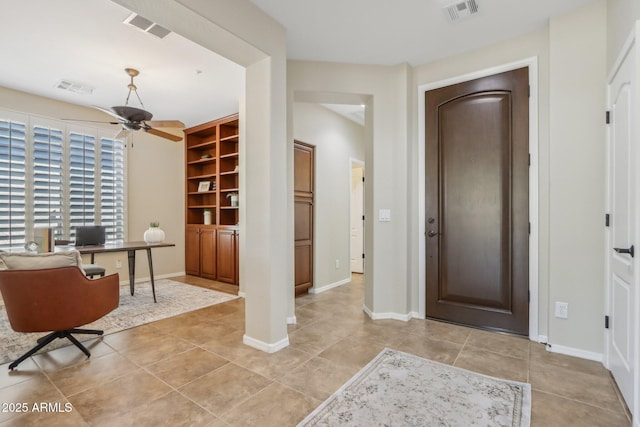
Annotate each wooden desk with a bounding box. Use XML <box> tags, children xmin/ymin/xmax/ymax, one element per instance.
<box><xmin>73</xmin><ymin>242</ymin><xmax>175</xmax><ymax>303</ymax></box>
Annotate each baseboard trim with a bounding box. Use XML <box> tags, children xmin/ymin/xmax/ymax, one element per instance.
<box><xmin>537</xmin><ymin>335</ymin><xmax>549</xmax><ymax>344</ymax></box>
<box><xmin>237</xmin><ymin>291</ymin><xmax>246</xmax><ymax>298</ymax></box>
<box><xmin>287</xmin><ymin>316</ymin><xmax>296</xmax><ymax>325</ymax></box>
<box><xmin>309</xmin><ymin>277</ymin><xmax>351</xmax><ymax>294</ymax></box>
<box><xmin>546</xmin><ymin>343</ymin><xmax>603</xmax><ymax>362</ymax></box>
<box><xmin>362</xmin><ymin>305</ymin><xmax>418</xmax><ymax>322</ymax></box>
<box><xmin>243</xmin><ymin>334</ymin><xmax>289</xmax><ymax>353</ymax></box>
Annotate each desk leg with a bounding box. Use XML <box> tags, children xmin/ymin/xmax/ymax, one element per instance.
<box><xmin>146</xmin><ymin>248</ymin><xmax>157</xmax><ymax>303</ymax></box>
<box><xmin>127</xmin><ymin>250</ymin><xmax>135</xmax><ymax>296</ymax></box>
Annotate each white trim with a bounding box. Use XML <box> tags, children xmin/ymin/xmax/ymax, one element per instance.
<box><xmin>309</xmin><ymin>277</ymin><xmax>351</xmax><ymax>294</ymax></box>
<box><xmin>287</xmin><ymin>316</ymin><xmax>297</xmax><ymax>324</ymax></box>
<box><xmin>349</xmin><ymin>157</ymin><xmax>366</xmax><ymax>275</ymax></box>
<box><xmin>363</xmin><ymin>304</ymin><xmax>419</xmax><ymax>321</ymax></box>
<box><xmin>237</xmin><ymin>291</ymin><xmax>246</xmax><ymax>298</ymax></box>
<box><xmin>243</xmin><ymin>334</ymin><xmax>290</xmax><ymax>353</ymax></box>
<box><xmin>417</xmin><ymin>57</ymin><xmax>540</xmax><ymax>341</ymax></box>
<box><xmin>546</xmin><ymin>343</ymin><xmax>603</xmax><ymax>363</ymax></box>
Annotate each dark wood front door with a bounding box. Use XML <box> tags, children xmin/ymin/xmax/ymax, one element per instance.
<box><xmin>294</xmin><ymin>141</ymin><xmax>314</xmax><ymax>295</ymax></box>
<box><xmin>425</xmin><ymin>67</ymin><xmax>529</xmax><ymax>335</ymax></box>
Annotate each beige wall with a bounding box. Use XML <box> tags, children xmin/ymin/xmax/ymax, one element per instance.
<box><xmin>293</xmin><ymin>102</ymin><xmax>365</xmax><ymax>290</ymax></box>
<box><xmin>0</xmin><ymin>85</ymin><xmax>186</xmax><ymax>281</ymax></box>
<box><xmin>608</xmin><ymin>0</ymin><xmax>640</xmax><ymax>68</ymax></box>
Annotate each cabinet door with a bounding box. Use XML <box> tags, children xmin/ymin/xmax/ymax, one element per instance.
<box><xmin>217</xmin><ymin>228</ymin><xmax>236</xmax><ymax>284</ymax></box>
<box><xmin>185</xmin><ymin>225</ymin><xmax>201</xmax><ymax>276</ymax></box>
<box><xmin>200</xmin><ymin>227</ymin><xmax>217</xmax><ymax>280</ymax></box>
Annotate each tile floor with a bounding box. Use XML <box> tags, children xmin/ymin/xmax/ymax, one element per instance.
<box><xmin>0</xmin><ymin>274</ymin><xmax>631</xmax><ymax>426</ymax></box>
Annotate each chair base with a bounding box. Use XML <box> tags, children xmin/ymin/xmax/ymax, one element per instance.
<box><xmin>8</xmin><ymin>328</ymin><xmax>103</xmax><ymax>370</ymax></box>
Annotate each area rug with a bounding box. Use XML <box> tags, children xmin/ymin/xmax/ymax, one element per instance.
<box><xmin>0</xmin><ymin>279</ymin><xmax>238</xmax><ymax>365</ymax></box>
<box><xmin>298</xmin><ymin>348</ymin><xmax>531</xmax><ymax>427</ymax></box>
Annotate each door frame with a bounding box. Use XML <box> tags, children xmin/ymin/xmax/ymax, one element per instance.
<box><xmin>417</xmin><ymin>57</ymin><xmax>540</xmax><ymax>341</ymax></box>
<box><xmin>350</xmin><ymin>158</ymin><xmax>365</xmax><ymax>274</ymax></box>
<box><xmin>604</xmin><ymin>22</ymin><xmax>640</xmax><ymax>423</ymax></box>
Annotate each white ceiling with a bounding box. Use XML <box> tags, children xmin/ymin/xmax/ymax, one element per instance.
<box><xmin>0</xmin><ymin>0</ymin><xmax>596</xmax><ymax>129</ymax></box>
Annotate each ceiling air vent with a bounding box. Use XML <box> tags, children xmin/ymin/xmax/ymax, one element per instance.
<box><xmin>438</xmin><ymin>0</ymin><xmax>480</xmax><ymax>23</ymax></box>
<box><xmin>123</xmin><ymin>13</ymin><xmax>171</xmax><ymax>39</ymax></box>
<box><xmin>55</xmin><ymin>80</ymin><xmax>95</xmax><ymax>95</ymax></box>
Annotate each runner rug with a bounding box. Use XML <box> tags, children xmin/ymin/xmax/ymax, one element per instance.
<box><xmin>0</xmin><ymin>279</ymin><xmax>238</xmax><ymax>366</ymax></box>
<box><xmin>298</xmin><ymin>348</ymin><xmax>531</xmax><ymax>427</ymax></box>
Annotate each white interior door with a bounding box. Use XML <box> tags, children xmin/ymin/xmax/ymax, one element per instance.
<box><xmin>350</xmin><ymin>164</ymin><xmax>364</xmax><ymax>273</ymax></box>
<box><xmin>607</xmin><ymin>31</ymin><xmax>637</xmax><ymax>415</ymax></box>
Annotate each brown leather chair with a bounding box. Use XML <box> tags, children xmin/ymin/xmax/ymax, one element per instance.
<box><xmin>0</xmin><ymin>266</ymin><xmax>119</xmax><ymax>370</ymax></box>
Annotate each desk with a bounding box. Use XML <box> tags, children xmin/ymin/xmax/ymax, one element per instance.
<box><xmin>74</xmin><ymin>242</ymin><xmax>175</xmax><ymax>303</ymax></box>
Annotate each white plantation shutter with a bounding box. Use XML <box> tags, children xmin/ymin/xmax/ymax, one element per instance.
<box><xmin>99</xmin><ymin>137</ymin><xmax>125</xmax><ymax>241</ymax></box>
<box><xmin>32</xmin><ymin>125</ymin><xmax>64</xmax><ymax>240</ymax></box>
<box><xmin>0</xmin><ymin>118</ymin><xmax>27</xmax><ymax>249</ymax></box>
<box><xmin>69</xmin><ymin>132</ymin><xmax>96</xmax><ymax>239</ymax></box>
<box><xmin>0</xmin><ymin>110</ymin><xmax>126</xmax><ymax>248</ymax></box>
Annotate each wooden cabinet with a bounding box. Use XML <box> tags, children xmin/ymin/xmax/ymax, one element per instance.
<box><xmin>185</xmin><ymin>225</ymin><xmax>217</xmax><ymax>280</ymax></box>
<box><xmin>184</xmin><ymin>114</ymin><xmax>240</xmax><ymax>284</ymax></box>
<box><xmin>217</xmin><ymin>228</ymin><xmax>238</xmax><ymax>284</ymax></box>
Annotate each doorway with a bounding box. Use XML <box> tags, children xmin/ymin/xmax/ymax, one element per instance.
<box><xmin>350</xmin><ymin>161</ymin><xmax>365</xmax><ymax>274</ymax></box>
<box><xmin>294</xmin><ymin>140</ymin><xmax>315</xmax><ymax>296</ymax></box>
<box><xmin>425</xmin><ymin>67</ymin><xmax>530</xmax><ymax>335</ymax></box>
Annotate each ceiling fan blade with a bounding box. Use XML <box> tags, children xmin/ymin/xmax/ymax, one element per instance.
<box><xmin>61</xmin><ymin>118</ymin><xmax>120</xmax><ymax>125</ymax></box>
<box><xmin>92</xmin><ymin>105</ymin><xmax>126</xmax><ymax>121</ymax></box>
<box><xmin>144</xmin><ymin>127</ymin><xmax>182</xmax><ymax>142</ymax></box>
<box><xmin>145</xmin><ymin>120</ymin><xmax>185</xmax><ymax>128</ymax></box>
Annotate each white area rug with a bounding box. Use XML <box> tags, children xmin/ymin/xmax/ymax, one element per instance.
<box><xmin>298</xmin><ymin>348</ymin><xmax>531</xmax><ymax>427</ymax></box>
<box><xmin>0</xmin><ymin>279</ymin><xmax>238</xmax><ymax>365</ymax></box>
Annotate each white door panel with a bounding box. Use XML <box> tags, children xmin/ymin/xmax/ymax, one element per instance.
<box><xmin>607</xmin><ymin>33</ymin><xmax>637</xmax><ymax>415</ymax></box>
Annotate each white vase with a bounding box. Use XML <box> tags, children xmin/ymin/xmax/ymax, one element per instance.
<box><xmin>144</xmin><ymin>227</ymin><xmax>165</xmax><ymax>244</ymax></box>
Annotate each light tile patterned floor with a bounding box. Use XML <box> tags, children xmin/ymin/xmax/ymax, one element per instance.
<box><xmin>0</xmin><ymin>274</ymin><xmax>631</xmax><ymax>426</ymax></box>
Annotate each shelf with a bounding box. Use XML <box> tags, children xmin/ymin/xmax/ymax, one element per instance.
<box><xmin>219</xmin><ymin>188</ymin><xmax>239</xmax><ymax>192</ymax></box>
<box><xmin>188</xmin><ymin>173</ymin><xmax>216</xmax><ymax>180</ymax></box>
<box><xmin>220</xmin><ymin>134</ymin><xmax>239</xmax><ymax>142</ymax></box>
<box><xmin>188</xmin><ymin>190</ymin><xmax>217</xmax><ymax>195</ymax></box>
<box><xmin>220</xmin><ymin>206</ymin><xmax>239</xmax><ymax>210</ymax></box>
<box><xmin>188</xmin><ymin>157</ymin><xmax>216</xmax><ymax>165</ymax></box>
<box><xmin>187</xmin><ymin>140</ymin><xmax>216</xmax><ymax>150</ymax></box>
<box><xmin>219</xmin><ymin>171</ymin><xmax>238</xmax><ymax>176</ymax></box>
<box><xmin>188</xmin><ymin>204</ymin><xmax>217</xmax><ymax>209</ymax></box>
<box><xmin>219</xmin><ymin>152</ymin><xmax>239</xmax><ymax>159</ymax></box>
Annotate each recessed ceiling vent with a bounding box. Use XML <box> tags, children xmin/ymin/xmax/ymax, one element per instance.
<box><xmin>55</xmin><ymin>80</ymin><xmax>95</xmax><ymax>95</ymax></box>
<box><xmin>438</xmin><ymin>0</ymin><xmax>479</xmax><ymax>23</ymax></box>
<box><xmin>123</xmin><ymin>13</ymin><xmax>171</xmax><ymax>39</ymax></box>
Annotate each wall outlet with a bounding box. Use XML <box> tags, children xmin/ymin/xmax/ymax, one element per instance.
<box><xmin>335</xmin><ymin>259</ymin><xmax>340</xmax><ymax>269</ymax></box>
<box><xmin>115</xmin><ymin>259</ymin><xmax>122</xmax><ymax>269</ymax></box>
<box><xmin>555</xmin><ymin>301</ymin><xmax>569</xmax><ymax>319</ymax></box>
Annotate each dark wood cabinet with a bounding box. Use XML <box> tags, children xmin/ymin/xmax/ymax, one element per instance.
<box><xmin>185</xmin><ymin>225</ymin><xmax>217</xmax><ymax>280</ymax></box>
<box><xmin>184</xmin><ymin>114</ymin><xmax>240</xmax><ymax>284</ymax></box>
<box><xmin>294</xmin><ymin>141</ymin><xmax>314</xmax><ymax>295</ymax></box>
<box><xmin>217</xmin><ymin>227</ymin><xmax>237</xmax><ymax>284</ymax></box>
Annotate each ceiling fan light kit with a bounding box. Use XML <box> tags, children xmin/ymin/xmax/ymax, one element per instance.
<box><xmin>68</xmin><ymin>67</ymin><xmax>184</xmax><ymax>142</ymax></box>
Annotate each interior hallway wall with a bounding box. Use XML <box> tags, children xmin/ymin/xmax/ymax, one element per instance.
<box><xmin>293</xmin><ymin>102</ymin><xmax>365</xmax><ymax>291</ymax></box>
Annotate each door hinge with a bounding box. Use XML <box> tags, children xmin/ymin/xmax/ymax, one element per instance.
<box><xmin>528</xmin><ymin>85</ymin><xmax>530</xmax><ymax>98</ymax></box>
<box><xmin>605</xmin><ymin>213</ymin><xmax>610</xmax><ymax>227</ymax></box>
<box><xmin>605</xmin><ymin>315</ymin><xmax>610</xmax><ymax>329</ymax></box>
<box><xmin>528</xmin><ymin>153</ymin><xmax>531</xmax><ymax>166</ymax></box>
<box><xmin>528</xmin><ymin>222</ymin><xmax>531</xmax><ymax>234</ymax></box>
<box><xmin>606</xmin><ymin>110</ymin><xmax>611</xmax><ymax>124</ymax></box>
<box><xmin>362</xmin><ymin>176</ymin><xmax>365</xmax><ymax>182</ymax></box>
<box><xmin>362</xmin><ymin>253</ymin><xmax>365</xmax><ymax>259</ymax></box>
<box><xmin>362</xmin><ymin>215</ymin><xmax>365</xmax><ymax>221</ymax></box>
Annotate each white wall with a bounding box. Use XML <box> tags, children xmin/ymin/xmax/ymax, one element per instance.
<box><xmin>293</xmin><ymin>102</ymin><xmax>365</xmax><ymax>290</ymax></box>
<box><xmin>548</xmin><ymin>0</ymin><xmax>607</xmax><ymax>355</ymax></box>
<box><xmin>608</xmin><ymin>0</ymin><xmax>640</xmax><ymax>69</ymax></box>
<box><xmin>0</xmin><ymin>85</ymin><xmax>185</xmax><ymax>281</ymax></box>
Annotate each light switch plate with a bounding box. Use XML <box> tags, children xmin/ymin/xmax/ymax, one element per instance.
<box><xmin>379</xmin><ymin>209</ymin><xmax>391</xmax><ymax>222</ymax></box>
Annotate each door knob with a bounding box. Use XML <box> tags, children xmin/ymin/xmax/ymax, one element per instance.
<box><xmin>614</xmin><ymin>245</ymin><xmax>635</xmax><ymax>258</ymax></box>
<box><xmin>427</xmin><ymin>230</ymin><xmax>437</xmax><ymax>237</ymax></box>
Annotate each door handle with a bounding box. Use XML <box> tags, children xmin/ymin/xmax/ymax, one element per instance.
<box><xmin>427</xmin><ymin>229</ymin><xmax>437</xmax><ymax>237</ymax></box>
<box><xmin>614</xmin><ymin>245</ymin><xmax>634</xmax><ymax>258</ymax></box>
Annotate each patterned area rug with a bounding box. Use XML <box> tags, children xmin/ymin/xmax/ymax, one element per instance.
<box><xmin>0</xmin><ymin>279</ymin><xmax>238</xmax><ymax>365</ymax></box>
<box><xmin>298</xmin><ymin>348</ymin><xmax>531</xmax><ymax>427</ymax></box>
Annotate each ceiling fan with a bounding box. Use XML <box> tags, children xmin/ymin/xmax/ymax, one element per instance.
<box><xmin>86</xmin><ymin>68</ymin><xmax>184</xmax><ymax>142</ymax></box>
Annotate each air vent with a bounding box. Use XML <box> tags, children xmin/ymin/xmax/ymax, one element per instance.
<box><xmin>55</xmin><ymin>80</ymin><xmax>95</xmax><ymax>95</ymax></box>
<box><xmin>123</xmin><ymin>13</ymin><xmax>171</xmax><ymax>39</ymax></box>
<box><xmin>438</xmin><ymin>0</ymin><xmax>480</xmax><ymax>23</ymax></box>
